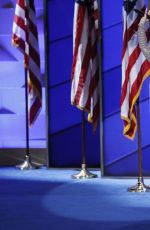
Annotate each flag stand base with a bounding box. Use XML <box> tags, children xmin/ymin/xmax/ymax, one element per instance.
<box><xmin>16</xmin><ymin>155</ymin><xmax>39</xmax><ymax>170</ymax></box>
<box><xmin>72</xmin><ymin>164</ymin><xmax>98</xmax><ymax>179</ymax></box>
<box><xmin>127</xmin><ymin>177</ymin><xmax>150</xmax><ymax>192</ymax></box>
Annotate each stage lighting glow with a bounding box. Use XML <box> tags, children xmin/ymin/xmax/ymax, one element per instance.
<box><xmin>43</xmin><ymin>178</ymin><xmax>150</xmax><ymax>222</ymax></box>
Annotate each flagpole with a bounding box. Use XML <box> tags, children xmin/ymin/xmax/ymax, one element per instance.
<box><xmin>137</xmin><ymin>99</ymin><xmax>143</xmax><ymax>179</ymax></box>
<box><xmin>127</xmin><ymin>1</ymin><xmax>150</xmax><ymax>192</ymax></box>
<box><xmin>16</xmin><ymin>1</ymin><xmax>33</xmax><ymax>170</ymax></box>
<box><xmin>128</xmin><ymin>99</ymin><xmax>150</xmax><ymax>192</ymax></box>
<box><xmin>25</xmin><ymin>68</ymin><xmax>30</xmax><ymax>158</ymax></box>
<box><xmin>81</xmin><ymin>111</ymin><xmax>86</xmax><ymax>166</ymax></box>
<box><xmin>72</xmin><ymin>111</ymin><xmax>98</xmax><ymax>179</ymax></box>
<box><xmin>98</xmin><ymin>0</ymin><xmax>104</xmax><ymax>177</ymax></box>
<box><xmin>44</xmin><ymin>0</ymin><xmax>51</xmax><ymax>168</ymax></box>
<box><xmin>13</xmin><ymin>0</ymin><xmax>41</xmax><ymax>170</ymax></box>
<box><xmin>16</xmin><ymin>69</ymin><xmax>34</xmax><ymax>170</ymax></box>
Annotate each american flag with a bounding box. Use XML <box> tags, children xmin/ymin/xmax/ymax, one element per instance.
<box><xmin>12</xmin><ymin>0</ymin><xmax>42</xmax><ymax>126</ymax></box>
<box><xmin>71</xmin><ymin>0</ymin><xmax>99</xmax><ymax>128</ymax></box>
<box><xmin>121</xmin><ymin>0</ymin><xmax>150</xmax><ymax>139</ymax></box>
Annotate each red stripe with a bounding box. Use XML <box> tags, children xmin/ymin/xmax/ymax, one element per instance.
<box><xmin>92</xmin><ymin>99</ymin><xmax>99</xmax><ymax>124</ymax></box>
<box><xmin>74</xmin><ymin>14</ymin><xmax>95</xmax><ymax>106</ymax></box>
<box><xmin>28</xmin><ymin>70</ymin><xmax>42</xmax><ymax>96</ymax></box>
<box><xmin>122</xmin><ymin>18</ymin><xmax>139</xmax><ymax>59</ymax></box>
<box><xmin>29</xmin><ymin>18</ymin><xmax>38</xmax><ymax>39</ymax></box>
<box><xmin>120</xmin><ymin>45</ymin><xmax>141</xmax><ymax>106</ymax></box>
<box><xmin>29</xmin><ymin>97</ymin><xmax>42</xmax><ymax>126</ymax></box>
<box><xmin>29</xmin><ymin>44</ymin><xmax>40</xmax><ymax>67</ymax></box>
<box><xmin>73</xmin><ymin>39</ymin><xmax>91</xmax><ymax>105</ymax></box>
<box><xmin>12</xmin><ymin>34</ymin><xmax>25</xmax><ymax>52</ymax></box>
<box><xmin>14</xmin><ymin>15</ymin><xmax>26</xmax><ymax>31</ymax></box>
<box><xmin>129</xmin><ymin>60</ymin><xmax>150</xmax><ymax>106</ymax></box>
<box><xmin>82</xmin><ymin>38</ymin><xmax>99</xmax><ymax>110</ymax></box>
<box><xmin>71</xmin><ymin>5</ymin><xmax>86</xmax><ymax>81</ymax></box>
<box><xmin>85</xmin><ymin>68</ymin><xmax>99</xmax><ymax>109</ymax></box>
<box><xmin>17</xmin><ymin>0</ymin><xmax>25</xmax><ymax>9</ymax></box>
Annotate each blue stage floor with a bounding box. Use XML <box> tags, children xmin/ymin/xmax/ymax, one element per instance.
<box><xmin>0</xmin><ymin>167</ymin><xmax>150</xmax><ymax>230</ymax></box>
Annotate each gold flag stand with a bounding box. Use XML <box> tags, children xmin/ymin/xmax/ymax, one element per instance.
<box><xmin>128</xmin><ymin>100</ymin><xmax>150</xmax><ymax>192</ymax></box>
<box><xmin>16</xmin><ymin>69</ymin><xmax>39</xmax><ymax>170</ymax></box>
<box><xmin>72</xmin><ymin>111</ymin><xmax>98</xmax><ymax>179</ymax></box>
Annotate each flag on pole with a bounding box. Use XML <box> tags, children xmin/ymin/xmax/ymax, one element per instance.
<box><xmin>71</xmin><ymin>0</ymin><xmax>99</xmax><ymax>128</ymax></box>
<box><xmin>121</xmin><ymin>0</ymin><xmax>150</xmax><ymax>139</ymax></box>
<box><xmin>12</xmin><ymin>0</ymin><xmax>42</xmax><ymax>126</ymax></box>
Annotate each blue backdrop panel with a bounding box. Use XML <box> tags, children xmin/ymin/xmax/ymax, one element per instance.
<box><xmin>49</xmin><ymin>38</ymin><xmax>72</xmax><ymax>86</ymax></box>
<box><xmin>49</xmin><ymin>83</ymin><xmax>81</xmax><ymax>134</ymax></box>
<box><xmin>105</xmin><ymin>146</ymin><xmax>150</xmax><ymax>176</ymax></box>
<box><xmin>103</xmin><ymin>66</ymin><xmax>121</xmax><ymax>117</ymax></box>
<box><xmin>48</xmin><ymin>0</ymin><xmax>74</xmax><ymax>41</ymax></box>
<box><xmin>0</xmin><ymin>1</ymin><xmax>46</xmax><ymax>149</ymax></box>
<box><xmin>51</xmin><ymin>123</ymin><xmax>100</xmax><ymax>167</ymax></box>
<box><xmin>103</xmin><ymin>24</ymin><xmax>122</xmax><ymax>72</ymax></box>
<box><xmin>102</xmin><ymin>0</ymin><xmax>122</xmax><ymax>29</ymax></box>
<box><xmin>48</xmin><ymin>0</ymin><xmax>100</xmax><ymax>167</ymax></box>
<box><xmin>102</xmin><ymin>0</ymin><xmax>150</xmax><ymax>176</ymax></box>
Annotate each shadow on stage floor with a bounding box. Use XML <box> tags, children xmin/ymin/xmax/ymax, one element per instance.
<box><xmin>0</xmin><ymin>167</ymin><xmax>150</xmax><ymax>230</ymax></box>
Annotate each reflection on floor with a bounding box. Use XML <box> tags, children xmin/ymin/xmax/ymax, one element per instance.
<box><xmin>0</xmin><ymin>167</ymin><xmax>150</xmax><ymax>230</ymax></box>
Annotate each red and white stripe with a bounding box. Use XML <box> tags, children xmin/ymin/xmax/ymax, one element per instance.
<box><xmin>121</xmin><ymin>0</ymin><xmax>150</xmax><ymax>139</ymax></box>
<box><xmin>71</xmin><ymin>0</ymin><xmax>99</xmax><ymax>128</ymax></box>
<box><xmin>93</xmin><ymin>0</ymin><xmax>99</xmax><ymax>36</ymax></box>
<box><xmin>12</xmin><ymin>0</ymin><xmax>42</xmax><ymax>126</ymax></box>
